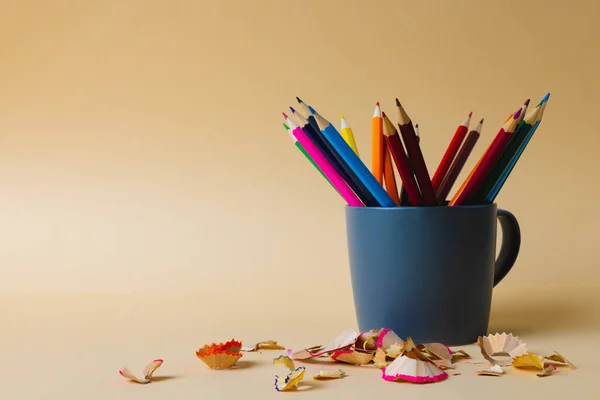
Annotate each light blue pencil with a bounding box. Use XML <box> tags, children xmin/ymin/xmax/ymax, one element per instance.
<box><xmin>486</xmin><ymin>100</ymin><xmax>549</xmax><ymax>203</ymax></box>
<box><xmin>309</xmin><ymin>107</ymin><xmax>397</xmax><ymax>207</ymax></box>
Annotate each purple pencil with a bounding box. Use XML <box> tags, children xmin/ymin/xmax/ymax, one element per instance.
<box><xmin>284</xmin><ymin>114</ymin><xmax>364</xmax><ymax>207</ymax></box>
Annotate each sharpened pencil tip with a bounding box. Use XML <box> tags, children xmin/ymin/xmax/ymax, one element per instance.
<box><xmin>340</xmin><ymin>114</ymin><xmax>345</xmax><ymax>120</ymax></box>
<box><xmin>480</xmin><ymin>118</ymin><xmax>484</xmax><ymax>123</ymax></box>
<box><xmin>395</xmin><ymin>98</ymin><xmax>401</xmax><ymax>107</ymax></box>
<box><xmin>524</xmin><ymin>99</ymin><xmax>531</xmax><ymax>106</ymax></box>
<box><xmin>513</xmin><ymin>108</ymin><xmax>522</xmax><ymax>120</ymax></box>
<box><xmin>468</xmin><ymin>111</ymin><xmax>473</xmax><ymax>118</ymax></box>
<box><xmin>296</xmin><ymin>96</ymin><xmax>303</xmax><ymax>104</ymax></box>
<box><xmin>415</xmin><ymin>123</ymin><xmax>419</xmax><ymax>128</ymax></box>
<box><xmin>289</xmin><ymin>106</ymin><xmax>296</xmax><ymax>113</ymax></box>
<box><xmin>543</xmin><ymin>92</ymin><xmax>550</xmax><ymax>102</ymax></box>
<box><xmin>381</xmin><ymin>111</ymin><xmax>387</xmax><ymax>118</ymax></box>
<box><xmin>308</xmin><ymin>105</ymin><xmax>316</xmax><ymax>115</ymax></box>
<box><xmin>282</xmin><ymin>112</ymin><xmax>288</xmax><ymax>119</ymax></box>
<box><xmin>376</xmin><ymin>101</ymin><xmax>380</xmax><ymax>106</ymax></box>
<box><xmin>283</xmin><ymin>123</ymin><xmax>289</xmax><ymax>130</ymax></box>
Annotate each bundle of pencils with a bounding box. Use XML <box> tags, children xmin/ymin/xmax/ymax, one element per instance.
<box><xmin>281</xmin><ymin>93</ymin><xmax>550</xmax><ymax>207</ymax></box>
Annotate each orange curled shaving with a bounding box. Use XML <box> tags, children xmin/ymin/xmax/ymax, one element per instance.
<box><xmin>196</xmin><ymin>339</ymin><xmax>242</xmax><ymax>358</ymax></box>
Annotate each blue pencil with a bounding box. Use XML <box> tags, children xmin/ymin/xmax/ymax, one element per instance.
<box><xmin>486</xmin><ymin>99</ymin><xmax>549</xmax><ymax>203</ymax></box>
<box><xmin>311</xmin><ymin>109</ymin><xmax>397</xmax><ymax>207</ymax></box>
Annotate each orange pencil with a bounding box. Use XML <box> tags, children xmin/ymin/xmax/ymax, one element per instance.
<box><xmin>372</xmin><ymin>102</ymin><xmax>384</xmax><ymax>184</ymax></box>
<box><xmin>382</xmin><ymin>140</ymin><xmax>400</xmax><ymax>205</ymax></box>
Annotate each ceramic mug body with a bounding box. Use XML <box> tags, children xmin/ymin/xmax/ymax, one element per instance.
<box><xmin>345</xmin><ymin>203</ymin><xmax>520</xmax><ymax>345</ymax></box>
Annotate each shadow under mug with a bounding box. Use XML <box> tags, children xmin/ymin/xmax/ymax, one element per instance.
<box><xmin>345</xmin><ymin>203</ymin><xmax>520</xmax><ymax>346</ymax></box>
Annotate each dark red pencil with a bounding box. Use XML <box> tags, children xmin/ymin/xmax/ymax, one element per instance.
<box><xmin>436</xmin><ymin>119</ymin><xmax>483</xmax><ymax>203</ymax></box>
<box><xmin>382</xmin><ymin>112</ymin><xmax>422</xmax><ymax>206</ymax></box>
<box><xmin>431</xmin><ymin>112</ymin><xmax>472</xmax><ymax>192</ymax></box>
<box><xmin>395</xmin><ymin>99</ymin><xmax>437</xmax><ymax>206</ymax></box>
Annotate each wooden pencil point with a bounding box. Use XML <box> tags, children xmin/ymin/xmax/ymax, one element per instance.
<box><xmin>294</xmin><ymin>110</ymin><xmax>308</xmax><ymax>125</ymax></box>
<box><xmin>313</xmin><ymin>111</ymin><xmax>329</xmax><ymax>130</ymax></box>
<box><xmin>395</xmin><ymin>99</ymin><xmax>411</xmax><ymax>125</ymax></box>
<box><xmin>382</xmin><ymin>114</ymin><xmax>397</xmax><ymax>137</ymax></box>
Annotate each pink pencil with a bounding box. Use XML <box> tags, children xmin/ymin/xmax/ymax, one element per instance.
<box><xmin>284</xmin><ymin>113</ymin><xmax>364</xmax><ymax>207</ymax></box>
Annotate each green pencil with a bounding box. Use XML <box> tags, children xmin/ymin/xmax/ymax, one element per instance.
<box><xmin>473</xmin><ymin>94</ymin><xmax>547</xmax><ymax>202</ymax></box>
<box><xmin>283</xmin><ymin>123</ymin><xmax>338</xmax><ymax>192</ymax></box>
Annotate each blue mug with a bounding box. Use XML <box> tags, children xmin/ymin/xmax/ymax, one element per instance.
<box><xmin>345</xmin><ymin>203</ymin><xmax>520</xmax><ymax>346</ymax></box>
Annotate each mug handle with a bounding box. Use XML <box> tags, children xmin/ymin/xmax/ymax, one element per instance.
<box><xmin>493</xmin><ymin>209</ymin><xmax>521</xmax><ymax>286</ymax></box>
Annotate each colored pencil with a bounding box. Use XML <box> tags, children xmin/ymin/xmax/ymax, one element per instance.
<box><xmin>435</xmin><ymin>118</ymin><xmax>483</xmax><ymax>203</ymax></box>
<box><xmin>284</xmin><ymin>116</ymin><xmax>363</xmax><ymax>207</ymax></box>
<box><xmin>340</xmin><ymin>114</ymin><xmax>360</xmax><ymax>156</ymax></box>
<box><xmin>431</xmin><ymin>112</ymin><xmax>472</xmax><ymax>192</ymax></box>
<box><xmin>448</xmin><ymin>106</ymin><xmax>524</xmax><ymax>206</ymax></box>
<box><xmin>290</xmin><ymin>107</ymin><xmax>379</xmax><ymax>206</ymax></box>
<box><xmin>395</xmin><ymin>99</ymin><xmax>437</xmax><ymax>206</ymax></box>
<box><xmin>475</xmin><ymin>95</ymin><xmax>547</xmax><ymax>202</ymax></box>
<box><xmin>372</xmin><ymin>102</ymin><xmax>385</xmax><ymax>184</ymax></box>
<box><xmin>312</xmin><ymin>110</ymin><xmax>397</xmax><ymax>207</ymax></box>
<box><xmin>382</xmin><ymin>139</ymin><xmax>401</xmax><ymax>205</ymax></box>
<box><xmin>295</xmin><ymin>97</ymin><xmax>322</xmax><ymax>134</ymax></box>
<box><xmin>399</xmin><ymin>124</ymin><xmax>420</xmax><ymax>206</ymax></box>
<box><xmin>283</xmin><ymin>122</ymin><xmax>336</xmax><ymax>191</ymax></box>
<box><xmin>382</xmin><ymin>112</ymin><xmax>422</xmax><ymax>206</ymax></box>
<box><xmin>486</xmin><ymin>97</ymin><xmax>549</xmax><ymax>203</ymax></box>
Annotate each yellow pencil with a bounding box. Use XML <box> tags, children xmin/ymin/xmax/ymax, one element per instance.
<box><xmin>340</xmin><ymin>114</ymin><xmax>360</xmax><ymax>156</ymax></box>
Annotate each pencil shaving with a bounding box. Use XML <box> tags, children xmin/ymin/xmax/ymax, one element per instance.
<box><xmin>274</xmin><ymin>366</ymin><xmax>306</xmax><ymax>391</ymax></box>
<box><xmin>476</xmin><ymin>364</ymin><xmax>504</xmax><ymax>377</ymax></box>
<box><xmin>291</xmin><ymin>345</ymin><xmax>322</xmax><ymax>360</ymax></box>
<box><xmin>331</xmin><ymin>349</ymin><xmax>374</xmax><ymax>365</ymax></box>
<box><xmin>418</xmin><ymin>343</ymin><xmax>454</xmax><ymax>369</ymax></box>
<box><xmin>537</xmin><ymin>364</ymin><xmax>557</xmax><ymax>377</ymax></box>
<box><xmin>312</xmin><ymin>369</ymin><xmax>346</xmax><ymax>380</ymax></box>
<box><xmin>381</xmin><ymin>337</ymin><xmax>448</xmax><ymax>383</ymax></box>
<box><xmin>196</xmin><ymin>339</ymin><xmax>243</xmax><ymax>369</ymax></box>
<box><xmin>273</xmin><ymin>355</ymin><xmax>296</xmax><ymax>371</ymax></box>
<box><xmin>373</xmin><ymin>348</ymin><xmax>389</xmax><ymax>369</ymax></box>
<box><xmin>512</xmin><ymin>353</ymin><xmax>545</xmax><ymax>370</ymax></box>
<box><xmin>385</xmin><ymin>343</ymin><xmax>405</xmax><ymax>359</ymax></box>
<box><xmin>545</xmin><ymin>352</ymin><xmax>576</xmax><ymax>369</ymax></box>
<box><xmin>119</xmin><ymin>359</ymin><xmax>163</xmax><ymax>384</ymax></box>
<box><xmin>356</xmin><ymin>329</ymin><xmax>380</xmax><ymax>352</ymax></box>
<box><xmin>377</xmin><ymin>328</ymin><xmax>404</xmax><ymax>351</ymax></box>
<box><xmin>295</xmin><ymin>329</ymin><xmax>359</xmax><ymax>359</ymax></box>
<box><xmin>242</xmin><ymin>340</ymin><xmax>285</xmax><ymax>352</ymax></box>
<box><xmin>451</xmin><ymin>349</ymin><xmax>471</xmax><ymax>362</ymax></box>
<box><xmin>479</xmin><ymin>333</ymin><xmax>528</xmax><ymax>358</ymax></box>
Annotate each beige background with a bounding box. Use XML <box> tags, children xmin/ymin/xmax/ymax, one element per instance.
<box><xmin>0</xmin><ymin>0</ymin><xmax>599</xmax><ymax>398</ymax></box>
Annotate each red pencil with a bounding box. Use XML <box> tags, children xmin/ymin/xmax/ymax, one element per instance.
<box><xmin>449</xmin><ymin>107</ymin><xmax>524</xmax><ymax>206</ymax></box>
<box><xmin>382</xmin><ymin>112</ymin><xmax>422</xmax><ymax>206</ymax></box>
<box><xmin>436</xmin><ymin>118</ymin><xmax>483</xmax><ymax>203</ymax></box>
<box><xmin>431</xmin><ymin>112</ymin><xmax>472</xmax><ymax>191</ymax></box>
<box><xmin>395</xmin><ymin>99</ymin><xmax>437</xmax><ymax>206</ymax></box>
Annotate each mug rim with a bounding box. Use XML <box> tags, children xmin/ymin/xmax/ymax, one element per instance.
<box><xmin>346</xmin><ymin>203</ymin><xmax>498</xmax><ymax>211</ymax></box>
